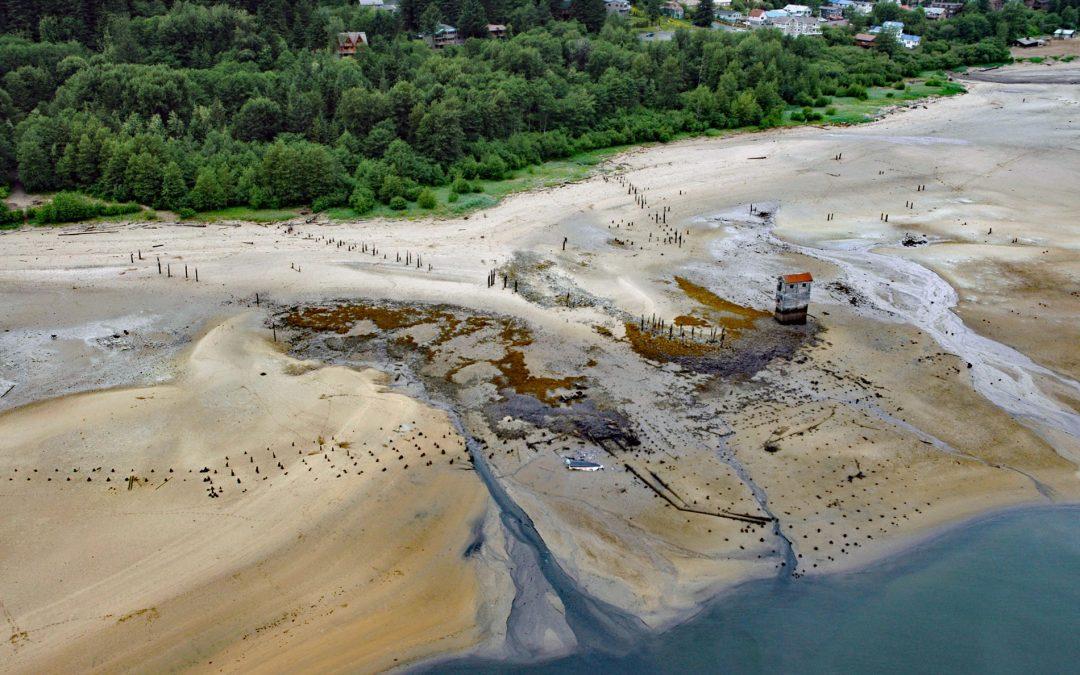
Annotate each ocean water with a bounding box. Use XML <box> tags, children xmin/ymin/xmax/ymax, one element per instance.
<box><xmin>449</xmin><ymin>505</ymin><xmax>1080</xmax><ymax>674</ymax></box>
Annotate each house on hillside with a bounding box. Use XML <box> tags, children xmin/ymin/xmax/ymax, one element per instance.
<box><xmin>1054</xmin><ymin>28</ymin><xmax>1075</xmax><ymax>39</ymax></box>
<box><xmin>660</xmin><ymin>1</ymin><xmax>685</xmax><ymax>18</ymax></box>
<box><xmin>775</xmin><ymin>273</ymin><xmax>812</xmax><ymax>325</ymax></box>
<box><xmin>870</xmin><ymin>20</ymin><xmax>904</xmax><ymax>35</ymax></box>
<box><xmin>554</xmin><ymin>0</ymin><xmax>574</xmax><ymax>19</ymax></box>
<box><xmin>820</xmin><ymin>4</ymin><xmax>845</xmax><ymax>19</ymax></box>
<box><xmin>770</xmin><ymin>15</ymin><xmax>823</xmax><ymax>36</ymax></box>
<box><xmin>748</xmin><ymin>8</ymin><xmax>767</xmax><ymax>25</ymax></box>
<box><xmin>899</xmin><ymin>33</ymin><xmax>921</xmax><ymax>49</ymax></box>
<box><xmin>605</xmin><ymin>0</ymin><xmax>632</xmax><ymax>15</ymax></box>
<box><xmin>764</xmin><ymin>8</ymin><xmax>790</xmax><ymax>21</ymax></box>
<box><xmin>337</xmin><ymin>32</ymin><xmax>369</xmax><ymax>57</ymax></box>
<box><xmin>923</xmin><ymin>6</ymin><xmax>946</xmax><ymax>19</ymax></box>
<box><xmin>782</xmin><ymin>4</ymin><xmax>813</xmax><ymax>16</ymax></box>
<box><xmin>432</xmin><ymin>23</ymin><xmax>463</xmax><ymax>47</ymax></box>
<box><xmin>487</xmin><ymin>24</ymin><xmax>508</xmax><ymax>38</ymax></box>
<box><xmin>926</xmin><ymin>0</ymin><xmax>963</xmax><ymax>17</ymax></box>
<box><xmin>854</xmin><ymin>32</ymin><xmax>877</xmax><ymax>47</ymax></box>
<box><xmin>358</xmin><ymin>0</ymin><xmax>398</xmax><ymax>11</ymax></box>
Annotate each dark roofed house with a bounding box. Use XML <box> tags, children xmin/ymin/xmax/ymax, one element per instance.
<box><xmin>432</xmin><ymin>23</ymin><xmax>463</xmax><ymax>48</ymax></box>
<box><xmin>854</xmin><ymin>32</ymin><xmax>876</xmax><ymax>47</ymax></box>
<box><xmin>1013</xmin><ymin>36</ymin><xmax>1045</xmax><ymax>47</ymax></box>
<box><xmin>337</xmin><ymin>31</ymin><xmax>369</xmax><ymax>57</ymax></box>
<box><xmin>775</xmin><ymin>272</ymin><xmax>812</xmax><ymax>325</ymax></box>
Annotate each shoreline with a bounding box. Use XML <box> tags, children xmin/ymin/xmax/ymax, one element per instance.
<box><xmin>417</xmin><ymin>501</ymin><xmax>1080</xmax><ymax>672</ymax></box>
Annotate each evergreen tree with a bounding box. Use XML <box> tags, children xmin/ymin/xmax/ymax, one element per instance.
<box><xmin>125</xmin><ymin>152</ymin><xmax>162</xmax><ymax>206</ymax></box>
<box><xmin>188</xmin><ymin>167</ymin><xmax>227</xmax><ymax>212</ymax></box>
<box><xmin>160</xmin><ymin>162</ymin><xmax>187</xmax><ymax>211</ymax></box>
<box><xmin>420</xmin><ymin>2</ymin><xmax>443</xmax><ymax>34</ymax></box>
<box><xmin>571</xmin><ymin>0</ymin><xmax>606</xmax><ymax>32</ymax></box>
<box><xmin>458</xmin><ymin>0</ymin><xmax>489</xmax><ymax>38</ymax></box>
<box><xmin>234</xmin><ymin>98</ymin><xmax>282</xmax><ymax>142</ymax></box>
<box><xmin>100</xmin><ymin>144</ymin><xmax>132</xmax><ymax>202</ymax></box>
<box><xmin>694</xmin><ymin>0</ymin><xmax>715</xmax><ymax>27</ymax></box>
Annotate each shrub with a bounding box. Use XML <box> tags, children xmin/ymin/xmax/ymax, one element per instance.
<box><xmin>447</xmin><ymin>191</ymin><xmax>459</xmax><ymax>203</ymax></box>
<box><xmin>32</xmin><ymin>192</ymin><xmax>139</xmax><ymax>224</ymax></box>
<box><xmin>451</xmin><ymin>177</ymin><xmax>472</xmax><ymax>194</ymax></box>
<box><xmin>389</xmin><ymin>196</ymin><xmax>407</xmax><ymax>210</ymax></box>
<box><xmin>790</xmin><ymin>110</ymin><xmax>805</xmax><ymax>122</ymax></box>
<box><xmin>349</xmin><ymin>185</ymin><xmax>376</xmax><ymax>214</ymax></box>
<box><xmin>178</xmin><ymin>207</ymin><xmax>196</xmax><ymax>219</ymax></box>
<box><xmin>843</xmin><ymin>84</ymin><xmax>868</xmax><ymax>100</ymax></box>
<box><xmin>416</xmin><ymin>188</ymin><xmax>437</xmax><ymax>209</ymax></box>
<box><xmin>825</xmin><ymin>106</ymin><xmax>837</xmax><ymax>116</ymax></box>
<box><xmin>312</xmin><ymin>191</ymin><xmax>347</xmax><ymax>212</ymax></box>
<box><xmin>0</xmin><ymin>201</ymin><xmax>24</xmax><ymax>226</ymax></box>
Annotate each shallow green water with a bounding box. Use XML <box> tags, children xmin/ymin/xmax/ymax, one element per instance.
<box><xmin>451</xmin><ymin>505</ymin><xmax>1080</xmax><ymax>674</ymax></box>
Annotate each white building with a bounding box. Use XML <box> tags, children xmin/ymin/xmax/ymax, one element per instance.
<box><xmin>899</xmin><ymin>33</ymin><xmax>921</xmax><ymax>49</ymax></box>
<box><xmin>605</xmin><ymin>0</ymin><xmax>631</xmax><ymax>15</ymax></box>
<box><xmin>770</xmin><ymin>15</ymin><xmax>823</xmax><ymax>35</ymax></box>
<box><xmin>782</xmin><ymin>4</ymin><xmax>813</xmax><ymax>16</ymax></box>
<box><xmin>358</xmin><ymin>0</ymin><xmax>398</xmax><ymax>10</ymax></box>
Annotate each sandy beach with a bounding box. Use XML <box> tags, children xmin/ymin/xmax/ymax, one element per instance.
<box><xmin>1</xmin><ymin>61</ymin><xmax>1078</xmax><ymax>670</ymax></box>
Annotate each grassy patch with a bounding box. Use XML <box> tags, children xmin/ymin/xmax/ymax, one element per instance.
<box><xmin>327</xmin><ymin>147</ymin><xmax>624</xmax><ymax>221</ymax></box>
<box><xmin>193</xmin><ymin>206</ymin><xmax>301</xmax><ymax>222</ymax></box>
<box><xmin>782</xmin><ymin>77</ymin><xmax>966</xmax><ymax>126</ymax></box>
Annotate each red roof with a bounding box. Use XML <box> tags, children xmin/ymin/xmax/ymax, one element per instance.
<box><xmin>782</xmin><ymin>272</ymin><xmax>813</xmax><ymax>284</ymax></box>
<box><xmin>749</xmin><ymin>8</ymin><xmax>765</xmax><ymax>16</ymax></box>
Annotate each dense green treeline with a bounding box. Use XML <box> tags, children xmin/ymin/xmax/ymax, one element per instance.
<box><xmin>0</xmin><ymin>1</ymin><xmax>1069</xmax><ymax>216</ymax></box>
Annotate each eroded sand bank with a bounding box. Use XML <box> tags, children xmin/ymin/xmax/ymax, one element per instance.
<box><xmin>0</xmin><ymin>315</ymin><xmax>503</xmax><ymax>673</ymax></box>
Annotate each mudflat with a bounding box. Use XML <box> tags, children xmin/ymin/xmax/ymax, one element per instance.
<box><xmin>1</xmin><ymin>61</ymin><xmax>1077</xmax><ymax>670</ymax></box>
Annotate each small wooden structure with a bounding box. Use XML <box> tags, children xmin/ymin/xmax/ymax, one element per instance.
<box><xmin>854</xmin><ymin>33</ymin><xmax>876</xmax><ymax>48</ymax></box>
<box><xmin>775</xmin><ymin>272</ymin><xmax>812</xmax><ymax>325</ymax></box>
<box><xmin>337</xmin><ymin>32</ymin><xmax>369</xmax><ymax>57</ymax></box>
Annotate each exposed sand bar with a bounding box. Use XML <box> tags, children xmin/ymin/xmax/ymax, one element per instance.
<box><xmin>0</xmin><ymin>315</ymin><xmax>506</xmax><ymax>672</ymax></box>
